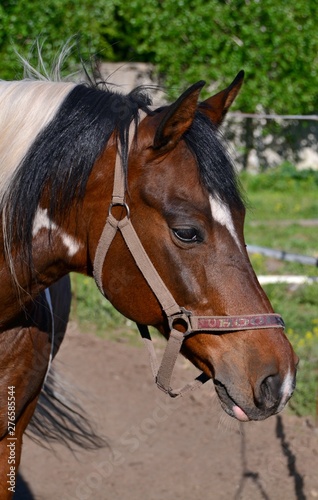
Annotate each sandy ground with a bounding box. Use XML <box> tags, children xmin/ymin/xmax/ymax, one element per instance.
<box><xmin>14</xmin><ymin>323</ymin><xmax>318</xmax><ymax>500</ymax></box>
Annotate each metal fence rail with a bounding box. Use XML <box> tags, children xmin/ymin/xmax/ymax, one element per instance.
<box><xmin>229</xmin><ymin>112</ymin><xmax>318</xmax><ymax>122</ymax></box>
<box><xmin>247</xmin><ymin>245</ymin><xmax>318</xmax><ymax>267</ymax></box>
<box><xmin>258</xmin><ymin>275</ymin><xmax>318</xmax><ymax>285</ymax></box>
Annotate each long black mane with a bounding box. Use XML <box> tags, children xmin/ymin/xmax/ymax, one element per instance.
<box><xmin>2</xmin><ymin>83</ymin><xmax>151</xmax><ymax>274</ymax></box>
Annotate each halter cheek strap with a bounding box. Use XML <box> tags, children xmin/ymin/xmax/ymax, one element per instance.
<box><xmin>93</xmin><ymin>112</ymin><xmax>285</xmax><ymax>398</ymax></box>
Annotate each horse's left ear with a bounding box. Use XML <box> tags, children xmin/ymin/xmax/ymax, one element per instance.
<box><xmin>200</xmin><ymin>70</ymin><xmax>244</xmax><ymax>126</ymax></box>
<box><xmin>153</xmin><ymin>80</ymin><xmax>205</xmax><ymax>151</ymax></box>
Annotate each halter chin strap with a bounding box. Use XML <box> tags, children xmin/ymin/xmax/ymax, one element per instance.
<box><xmin>93</xmin><ymin>112</ymin><xmax>285</xmax><ymax>398</ymax></box>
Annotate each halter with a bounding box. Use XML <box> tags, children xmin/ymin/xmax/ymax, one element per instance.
<box><xmin>44</xmin><ymin>288</ymin><xmax>55</xmax><ymax>385</ymax></box>
<box><xmin>93</xmin><ymin>112</ymin><xmax>285</xmax><ymax>398</ymax></box>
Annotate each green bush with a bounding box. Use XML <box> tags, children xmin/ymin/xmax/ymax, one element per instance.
<box><xmin>1</xmin><ymin>2</ymin><xmax>318</xmax><ymax>114</ymax></box>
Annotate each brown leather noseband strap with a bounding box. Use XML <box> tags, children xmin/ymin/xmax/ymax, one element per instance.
<box><xmin>189</xmin><ymin>313</ymin><xmax>285</xmax><ymax>331</ymax></box>
<box><xmin>93</xmin><ymin>112</ymin><xmax>285</xmax><ymax>398</ymax></box>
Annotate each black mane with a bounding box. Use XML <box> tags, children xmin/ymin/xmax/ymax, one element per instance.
<box><xmin>3</xmin><ymin>83</ymin><xmax>151</xmax><ymax>272</ymax></box>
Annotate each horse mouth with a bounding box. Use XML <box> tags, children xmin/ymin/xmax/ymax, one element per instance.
<box><xmin>213</xmin><ymin>380</ymin><xmax>250</xmax><ymax>422</ymax></box>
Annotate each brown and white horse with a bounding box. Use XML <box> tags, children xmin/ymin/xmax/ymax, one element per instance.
<box><xmin>0</xmin><ymin>64</ymin><xmax>297</xmax><ymax>497</ymax></box>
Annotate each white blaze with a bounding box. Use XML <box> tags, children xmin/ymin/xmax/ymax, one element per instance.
<box><xmin>209</xmin><ymin>195</ymin><xmax>241</xmax><ymax>249</ymax></box>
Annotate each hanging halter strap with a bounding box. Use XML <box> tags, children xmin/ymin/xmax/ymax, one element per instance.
<box><xmin>93</xmin><ymin>112</ymin><xmax>285</xmax><ymax>398</ymax></box>
<box><xmin>43</xmin><ymin>288</ymin><xmax>55</xmax><ymax>385</ymax></box>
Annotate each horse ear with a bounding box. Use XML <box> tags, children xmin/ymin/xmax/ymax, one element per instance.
<box><xmin>200</xmin><ymin>70</ymin><xmax>244</xmax><ymax>125</ymax></box>
<box><xmin>153</xmin><ymin>80</ymin><xmax>205</xmax><ymax>151</ymax></box>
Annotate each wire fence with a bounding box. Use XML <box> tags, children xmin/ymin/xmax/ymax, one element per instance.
<box><xmin>225</xmin><ymin>111</ymin><xmax>318</xmax><ymax>171</ymax></box>
<box><xmin>247</xmin><ymin>245</ymin><xmax>318</xmax><ymax>267</ymax></box>
<box><xmin>229</xmin><ymin>112</ymin><xmax>318</xmax><ymax>122</ymax></box>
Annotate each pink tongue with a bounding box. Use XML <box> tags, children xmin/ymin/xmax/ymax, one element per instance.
<box><xmin>233</xmin><ymin>405</ymin><xmax>249</xmax><ymax>422</ymax></box>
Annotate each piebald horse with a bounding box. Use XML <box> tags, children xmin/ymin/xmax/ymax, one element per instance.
<box><xmin>0</xmin><ymin>64</ymin><xmax>297</xmax><ymax>498</ymax></box>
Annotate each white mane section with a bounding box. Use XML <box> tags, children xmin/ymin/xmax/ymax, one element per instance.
<box><xmin>0</xmin><ymin>79</ymin><xmax>76</xmax><ymax>202</ymax></box>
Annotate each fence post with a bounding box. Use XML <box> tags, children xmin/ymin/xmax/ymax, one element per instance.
<box><xmin>242</xmin><ymin>117</ymin><xmax>254</xmax><ymax>170</ymax></box>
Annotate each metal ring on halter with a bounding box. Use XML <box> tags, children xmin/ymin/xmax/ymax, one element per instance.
<box><xmin>168</xmin><ymin>308</ymin><xmax>192</xmax><ymax>336</ymax></box>
<box><xmin>108</xmin><ymin>202</ymin><xmax>130</xmax><ymax>220</ymax></box>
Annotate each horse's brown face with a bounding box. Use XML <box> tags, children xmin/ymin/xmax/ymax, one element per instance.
<box><xmin>96</xmin><ymin>73</ymin><xmax>298</xmax><ymax>421</ymax></box>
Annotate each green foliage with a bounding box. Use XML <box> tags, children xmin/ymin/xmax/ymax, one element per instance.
<box><xmin>241</xmin><ymin>163</ymin><xmax>318</xmax><ymax>192</ymax></box>
<box><xmin>0</xmin><ymin>0</ymin><xmax>114</xmax><ymax>79</ymax></box>
<box><xmin>1</xmin><ymin>2</ymin><xmax>318</xmax><ymax>113</ymax></box>
<box><xmin>106</xmin><ymin>1</ymin><xmax>318</xmax><ymax>113</ymax></box>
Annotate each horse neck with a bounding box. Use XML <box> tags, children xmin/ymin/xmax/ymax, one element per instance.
<box><xmin>0</xmin><ymin>140</ymin><xmax>118</xmax><ymax>329</ymax></box>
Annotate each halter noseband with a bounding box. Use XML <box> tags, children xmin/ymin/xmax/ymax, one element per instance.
<box><xmin>93</xmin><ymin>112</ymin><xmax>284</xmax><ymax>398</ymax></box>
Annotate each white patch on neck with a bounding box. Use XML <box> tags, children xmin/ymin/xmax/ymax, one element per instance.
<box><xmin>209</xmin><ymin>195</ymin><xmax>241</xmax><ymax>249</ymax></box>
<box><xmin>33</xmin><ymin>208</ymin><xmax>81</xmax><ymax>257</ymax></box>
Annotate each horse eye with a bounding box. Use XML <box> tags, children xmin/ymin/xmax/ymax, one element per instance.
<box><xmin>172</xmin><ymin>227</ymin><xmax>201</xmax><ymax>243</ymax></box>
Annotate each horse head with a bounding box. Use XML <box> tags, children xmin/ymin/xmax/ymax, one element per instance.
<box><xmin>87</xmin><ymin>72</ymin><xmax>298</xmax><ymax>421</ymax></box>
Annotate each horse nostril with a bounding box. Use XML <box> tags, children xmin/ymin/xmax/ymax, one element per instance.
<box><xmin>258</xmin><ymin>374</ymin><xmax>281</xmax><ymax>408</ymax></box>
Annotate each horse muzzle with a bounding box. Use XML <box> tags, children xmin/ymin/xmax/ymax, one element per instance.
<box><xmin>213</xmin><ymin>367</ymin><xmax>297</xmax><ymax>422</ymax></box>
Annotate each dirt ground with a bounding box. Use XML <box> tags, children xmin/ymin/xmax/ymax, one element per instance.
<box><xmin>14</xmin><ymin>323</ymin><xmax>318</xmax><ymax>500</ymax></box>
